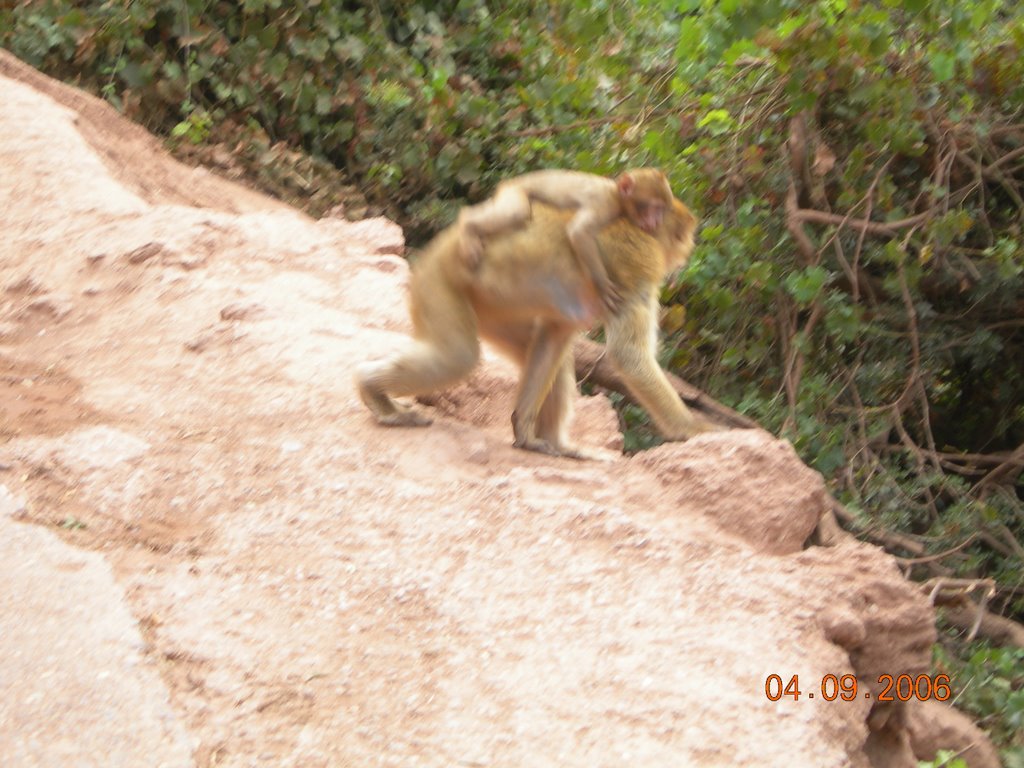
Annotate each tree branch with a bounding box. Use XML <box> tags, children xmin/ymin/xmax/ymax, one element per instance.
<box><xmin>790</xmin><ymin>182</ymin><xmax>975</xmax><ymax>240</ymax></box>
<box><xmin>975</xmin><ymin>442</ymin><xmax>1024</xmax><ymax>490</ymax></box>
<box><xmin>790</xmin><ymin>207</ymin><xmax>912</xmax><ymax>238</ymax></box>
<box><xmin>941</xmin><ymin>604</ymin><xmax>1024</xmax><ymax>648</ymax></box>
<box><xmin>572</xmin><ymin>338</ymin><xmax>758</xmax><ymax>430</ymax></box>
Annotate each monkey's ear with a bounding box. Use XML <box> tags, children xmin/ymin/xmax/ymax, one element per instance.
<box><xmin>618</xmin><ymin>173</ymin><xmax>636</xmax><ymax>195</ymax></box>
<box><xmin>673</xmin><ymin>202</ymin><xmax>697</xmax><ymax>241</ymax></box>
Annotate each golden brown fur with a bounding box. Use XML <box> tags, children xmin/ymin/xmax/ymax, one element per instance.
<box><xmin>356</xmin><ymin>196</ymin><xmax>710</xmax><ymax>458</ymax></box>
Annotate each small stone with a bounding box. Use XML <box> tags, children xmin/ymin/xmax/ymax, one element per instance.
<box><xmin>220</xmin><ymin>302</ymin><xmax>267</xmax><ymax>321</ymax></box>
<box><xmin>168</xmin><ymin>252</ymin><xmax>206</xmax><ymax>270</ymax></box>
<box><xmin>125</xmin><ymin>242</ymin><xmax>164</xmax><ymax>264</ymax></box>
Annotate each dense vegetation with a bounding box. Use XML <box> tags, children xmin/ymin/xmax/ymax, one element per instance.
<box><xmin>3</xmin><ymin>0</ymin><xmax>1022</xmax><ymax>758</ymax></box>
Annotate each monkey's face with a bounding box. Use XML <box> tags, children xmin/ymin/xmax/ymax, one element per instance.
<box><xmin>632</xmin><ymin>199</ymin><xmax>666</xmax><ymax>233</ymax></box>
<box><xmin>619</xmin><ymin>169</ymin><xmax>672</xmax><ymax>234</ymax></box>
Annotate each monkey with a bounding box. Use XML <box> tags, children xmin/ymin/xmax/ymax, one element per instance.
<box><xmin>456</xmin><ymin>168</ymin><xmax>674</xmax><ymax>313</ymax></box>
<box><xmin>356</xmin><ymin>195</ymin><xmax>713</xmax><ymax>458</ymax></box>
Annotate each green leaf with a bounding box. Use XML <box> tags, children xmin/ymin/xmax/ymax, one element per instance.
<box><xmin>266</xmin><ymin>52</ymin><xmax>289</xmax><ymax>79</ymax></box>
<box><xmin>675</xmin><ymin>16</ymin><xmax>703</xmax><ymax>60</ymax></box>
<box><xmin>929</xmin><ymin>50</ymin><xmax>956</xmax><ymax>82</ymax></box>
<box><xmin>696</xmin><ymin>108</ymin><xmax>736</xmax><ymax>136</ymax></box>
<box><xmin>429</xmin><ymin>68</ymin><xmax>449</xmax><ymax>94</ymax></box>
<box><xmin>642</xmin><ymin>129</ymin><xmax>667</xmax><ymax>155</ymax></box>
<box><xmin>333</xmin><ymin>35</ymin><xmax>366</xmax><ymax>62</ymax></box>
<box><xmin>257</xmin><ymin>24</ymin><xmax>279</xmax><ymax>49</ymax></box>
<box><xmin>824</xmin><ymin>301</ymin><xmax>858</xmax><ymax>343</ymax></box>
<box><xmin>900</xmin><ymin>0</ymin><xmax>928</xmax><ymax>11</ymax></box>
<box><xmin>722</xmin><ymin>38</ymin><xmax>758</xmax><ymax>65</ymax></box>
<box><xmin>776</xmin><ymin>14</ymin><xmax>808</xmax><ymax>39</ymax></box>
<box><xmin>314</xmin><ymin>91</ymin><xmax>332</xmax><ymax>115</ymax></box>
<box><xmin>306</xmin><ymin>36</ymin><xmax>329</xmax><ymax>62</ymax></box>
<box><xmin>745</xmin><ymin>260</ymin><xmax>774</xmax><ymax>287</ymax></box>
<box><xmin>784</xmin><ymin>266</ymin><xmax>830</xmax><ymax>305</ymax></box>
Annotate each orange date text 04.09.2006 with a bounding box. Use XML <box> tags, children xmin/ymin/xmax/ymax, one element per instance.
<box><xmin>764</xmin><ymin>673</ymin><xmax>952</xmax><ymax>702</ymax></box>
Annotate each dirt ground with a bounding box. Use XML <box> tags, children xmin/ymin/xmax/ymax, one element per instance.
<box><xmin>0</xmin><ymin>51</ymin><xmax>1002</xmax><ymax>767</ymax></box>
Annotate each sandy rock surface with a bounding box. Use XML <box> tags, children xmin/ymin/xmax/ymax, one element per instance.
<box><xmin>0</xmin><ymin>496</ymin><xmax>193</xmax><ymax>767</ymax></box>
<box><xmin>0</xmin><ymin>51</ymin><xmax>994</xmax><ymax>767</ymax></box>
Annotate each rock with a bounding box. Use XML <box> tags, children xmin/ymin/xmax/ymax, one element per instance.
<box><xmin>5</xmin><ymin>275</ymin><xmax>44</xmax><ymax>294</ymax></box>
<box><xmin>632</xmin><ymin>430</ymin><xmax>827</xmax><ymax>554</ymax></box>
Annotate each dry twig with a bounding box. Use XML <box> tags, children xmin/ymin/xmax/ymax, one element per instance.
<box><xmin>924</xmin><ymin>578</ymin><xmax>997</xmax><ymax>641</ymax></box>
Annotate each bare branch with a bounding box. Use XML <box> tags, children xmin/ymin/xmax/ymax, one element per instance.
<box><xmin>897</xmin><ymin>535</ymin><xmax>977</xmax><ymax>566</ymax></box>
<box><xmin>572</xmin><ymin>338</ymin><xmax>758</xmax><ymax>430</ymax></box>
<box><xmin>941</xmin><ymin>603</ymin><xmax>1024</xmax><ymax>647</ymax></box>
<box><xmin>974</xmin><ymin>442</ymin><xmax>1024</xmax><ymax>491</ymax></box>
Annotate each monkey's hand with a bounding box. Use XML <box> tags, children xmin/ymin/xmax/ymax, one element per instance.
<box><xmin>597</xmin><ymin>279</ymin><xmax>623</xmax><ymax>314</ymax></box>
<box><xmin>459</xmin><ymin>232</ymin><xmax>484</xmax><ymax>271</ymax></box>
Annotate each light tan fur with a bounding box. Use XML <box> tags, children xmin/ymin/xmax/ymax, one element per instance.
<box><xmin>456</xmin><ymin>168</ymin><xmax>673</xmax><ymax>313</ymax></box>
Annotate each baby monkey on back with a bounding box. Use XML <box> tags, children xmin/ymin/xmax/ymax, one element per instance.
<box><xmin>457</xmin><ymin>168</ymin><xmax>674</xmax><ymax>312</ymax></box>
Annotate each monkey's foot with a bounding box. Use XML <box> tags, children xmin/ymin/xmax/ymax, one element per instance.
<box><xmin>668</xmin><ymin>418</ymin><xmax>726</xmax><ymax>440</ymax></box>
<box><xmin>514</xmin><ymin>436</ymin><xmax>592</xmax><ymax>460</ymax></box>
<box><xmin>374</xmin><ymin>404</ymin><xmax>434</xmax><ymax>428</ymax></box>
<box><xmin>356</xmin><ymin>376</ymin><xmax>434</xmax><ymax>428</ymax></box>
<box><xmin>560</xmin><ymin>444</ymin><xmax>617</xmax><ymax>461</ymax></box>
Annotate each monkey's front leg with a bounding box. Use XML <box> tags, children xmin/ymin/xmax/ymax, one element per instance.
<box><xmin>604</xmin><ymin>293</ymin><xmax>716</xmax><ymax>440</ymax></box>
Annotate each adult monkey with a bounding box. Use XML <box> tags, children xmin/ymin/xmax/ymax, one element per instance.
<box><xmin>356</xmin><ymin>195</ymin><xmax>715</xmax><ymax>457</ymax></box>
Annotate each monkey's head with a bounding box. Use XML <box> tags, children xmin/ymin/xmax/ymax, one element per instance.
<box><xmin>618</xmin><ymin>168</ymin><xmax>673</xmax><ymax>234</ymax></box>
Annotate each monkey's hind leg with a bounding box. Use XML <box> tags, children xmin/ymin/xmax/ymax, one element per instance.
<box><xmin>457</xmin><ymin>185</ymin><xmax>532</xmax><ymax>269</ymax></box>
<box><xmin>510</xmin><ymin>321</ymin><xmax>579</xmax><ymax>457</ymax></box>
<box><xmin>356</xmin><ymin>332</ymin><xmax>480</xmax><ymax>428</ymax></box>
<box><xmin>356</xmin><ymin>260</ymin><xmax>481</xmax><ymax>429</ymax></box>
<box><xmin>533</xmin><ymin>354</ymin><xmax>590</xmax><ymax>460</ymax></box>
